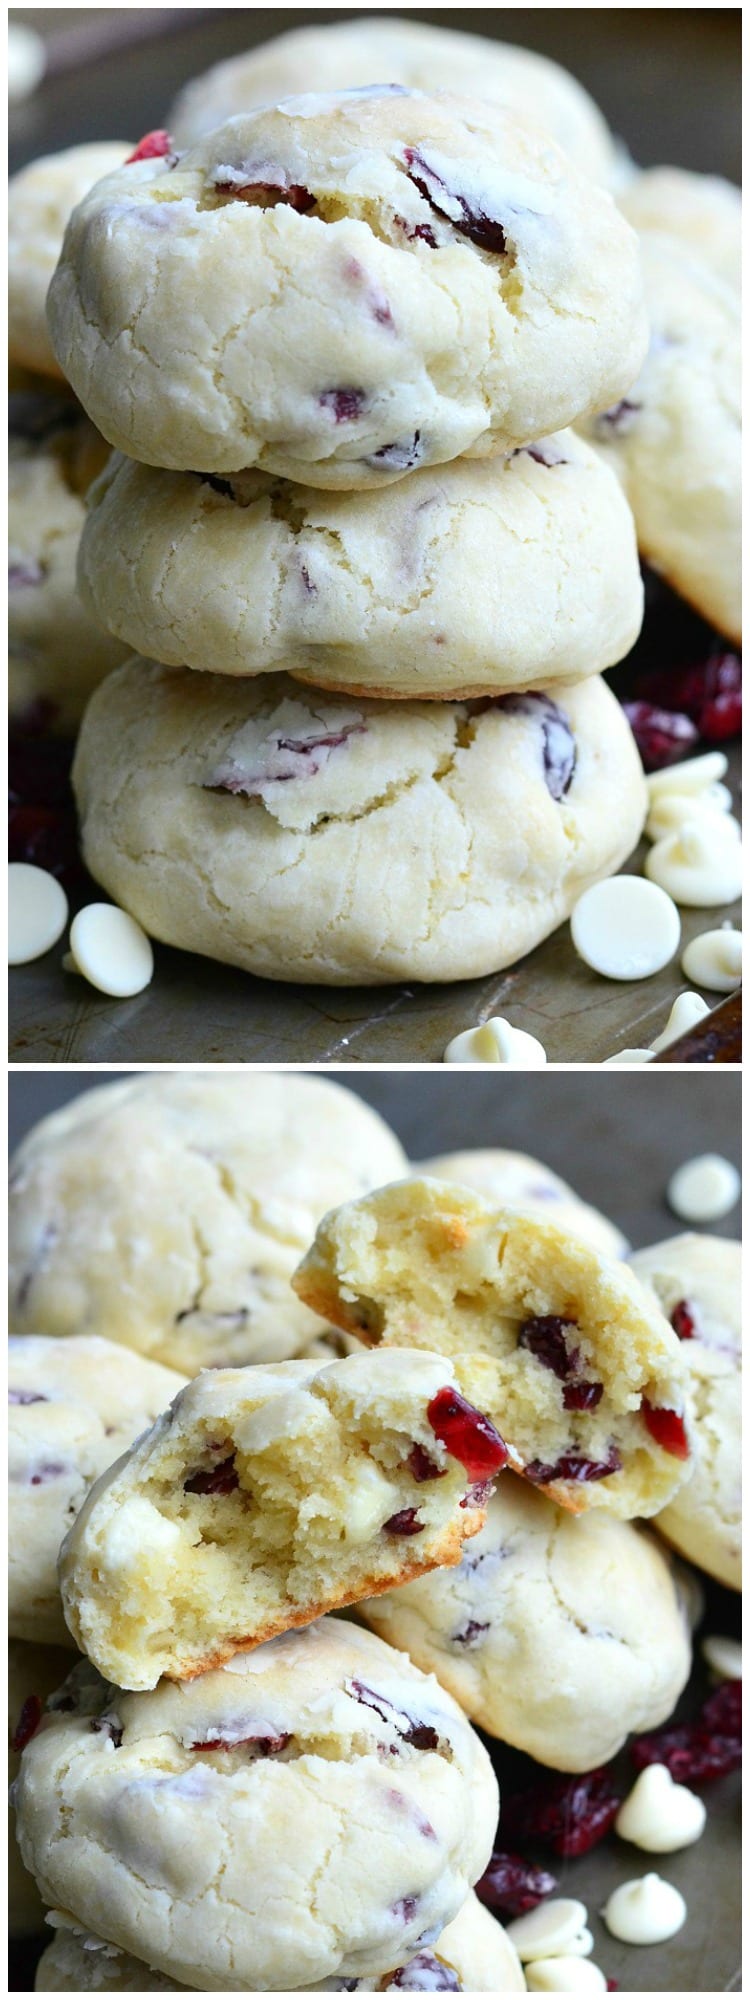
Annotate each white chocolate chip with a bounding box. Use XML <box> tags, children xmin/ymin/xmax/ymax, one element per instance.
<box><xmin>646</xmin><ymin>752</ymin><xmax>728</xmax><ymax>798</ymax></box>
<box><xmin>570</xmin><ymin>877</ymin><xmax>680</xmax><ymax>980</ymax></box>
<box><xmin>701</xmin><ymin>1634</ymin><xmax>742</xmax><ymax>1680</ymax></box>
<box><xmin>443</xmin><ymin>1018</ymin><xmax>547</xmax><ymax>1065</ymax></box>
<box><xmin>615</xmin><ymin>1764</ymin><xmax>706</xmax><ymax>1853</ymax></box>
<box><xmin>601</xmin><ymin>1048</ymin><xmax>655</xmax><ymax>1065</ymax></box>
<box><xmin>8</xmin><ymin>864</ymin><xmax>69</xmax><ymax>965</ymax></box>
<box><xmin>674</xmin><ymin>1563</ymin><xmax>705</xmax><ymax>1632</ymax></box>
<box><xmin>645</xmin><ymin>795</ymin><xmax>741</xmax><ymax>842</ymax></box>
<box><xmin>525</xmin><ymin>1959</ymin><xmax>607</xmax><ymax>1992</ymax></box>
<box><xmin>505</xmin><ymin>1899</ymin><xmax>588</xmax><ymax>1962</ymax></box>
<box><xmin>650</xmin><ymin>991</ymin><xmax>710</xmax><ymax>1052</ymax></box>
<box><xmin>682</xmin><ymin>926</ymin><xmax>742</xmax><ymax>992</ymax></box>
<box><xmin>667</xmin><ymin>1152</ymin><xmax>740</xmax><ymax>1223</ymax></box>
<box><xmin>602</xmin><ymin>1872</ymin><xmax>686</xmax><ymax>1944</ymax></box>
<box><xmin>645</xmin><ymin>823</ymin><xmax>742</xmax><ymax>907</ymax></box>
<box><xmin>69</xmin><ymin>904</ymin><xmax>154</xmax><ymax>998</ymax></box>
<box><xmin>8</xmin><ymin>22</ymin><xmax>46</xmax><ymax>100</ymax></box>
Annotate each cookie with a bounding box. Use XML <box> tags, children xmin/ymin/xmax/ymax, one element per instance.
<box><xmin>9</xmin><ymin>1071</ymin><xmax>406</xmax><ymax>1372</ymax></box>
<box><xmin>48</xmin><ymin>92</ymin><xmax>647</xmax><ymax>484</ymax></box>
<box><xmin>9</xmin><ymin>1640</ymin><xmax>71</xmax><ymax>1937</ymax></box>
<box><xmin>9</xmin><ymin>1335</ymin><xmax>186</xmax><ymax>1648</ymax></box>
<box><xmin>417</xmin><ymin>1150</ymin><xmax>627</xmax><ymax>1260</ymax></box>
<box><xmin>77</xmin><ymin>433</ymin><xmax>643</xmax><ymax>698</ymax></box>
<box><xmin>630</xmin><ymin>1234</ymin><xmax>740</xmax><ymax>1589</ymax></box>
<box><xmin>580</xmin><ymin>234</ymin><xmax>740</xmax><ymax>641</ymax></box>
<box><xmin>294</xmin><ymin>1178</ymin><xmax>693</xmax><ymax>1519</ymax></box>
<box><xmin>14</xmin><ymin>1620</ymin><xmax>498</xmax><ymax>1991</ymax></box>
<box><xmin>171</xmin><ymin>15</ymin><xmax>617</xmax><ymax>189</ymax></box>
<box><xmin>619</xmin><ymin>166</ymin><xmax>740</xmax><ymax>290</ymax></box>
<box><xmin>360</xmin><ymin>1477</ymin><xmax>691</xmax><ymax>1770</ymax></box>
<box><xmin>9</xmin><ymin>143</ymin><xmax>130</xmax><ymax>378</ymax></box>
<box><xmin>35</xmin><ymin>1892</ymin><xmax>524</xmax><ymax>1991</ymax></box>
<box><xmin>9</xmin><ymin>389</ymin><xmax>129</xmax><ymax>731</ymax></box>
<box><xmin>59</xmin><ymin>1349</ymin><xmax>504</xmax><ymax>1690</ymax></box>
<box><xmin>71</xmin><ymin>661</ymin><xmax>647</xmax><ymax>986</ymax></box>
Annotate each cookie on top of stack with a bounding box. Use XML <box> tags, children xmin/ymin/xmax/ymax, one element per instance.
<box><xmin>10</xmin><ymin>1071</ymin><xmax>735</xmax><ymax>1993</ymax></box>
<box><xmin>44</xmin><ymin>60</ymin><xmax>652</xmax><ymax>985</ymax></box>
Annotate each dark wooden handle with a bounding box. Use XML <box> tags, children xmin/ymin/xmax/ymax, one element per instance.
<box><xmin>653</xmin><ymin>989</ymin><xmax>742</xmax><ymax>1063</ymax></box>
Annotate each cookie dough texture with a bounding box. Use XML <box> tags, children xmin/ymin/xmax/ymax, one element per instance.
<box><xmin>14</xmin><ymin>1620</ymin><xmax>499</xmax><ymax>1991</ymax></box>
<box><xmin>418</xmin><ymin>1149</ymin><xmax>627</xmax><ymax>1260</ymax></box>
<box><xmin>71</xmin><ymin>662</ymin><xmax>647</xmax><ymax>986</ymax></box>
<box><xmin>9</xmin><ymin>1072</ymin><xmax>407</xmax><ymax>1372</ymax></box>
<box><xmin>77</xmin><ymin>433</ymin><xmax>643</xmax><ymax>698</ymax></box>
<box><xmin>47</xmin><ymin>92</ymin><xmax>647</xmax><ymax>484</ymax></box>
<box><xmin>630</xmin><ymin>1234</ymin><xmax>741</xmax><ymax>1589</ymax></box>
<box><xmin>580</xmin><ymin>236</ymin><xmax>740</xmax><ymax>641</ymax></box>
<box><xmin>9</xmin><ymin>1640</ymin><xmax>72</xmax><ymax>1937</ymax></box>
<box><xmin>59</xmin><ymin>1350</ymin><xmax>491</xmax><ymax>1690</ymax></box>
<box><xmin>619</xmin><ymin>166</ymin><xmax>740</xmax><ymax>290</ymax></box>
<box><xmin>170</xmin><ymin>14</ymin><xmax>617</xmax><ymax>190</ymax></box>
<box><xmin>360</xmin><ymin>1478</ymin><xmax>691</xmax><ymax>1770</ymax></box>
<box><xmin>10</xmin><ymin>390</ymin><xmax>129</xmax><ymax>730</ymax></box>
<box><xmin>294</xmin><ymin>1178</ymin><xmax>692</xmax><ymax>1519</ymax></box>
<box><xmin>35</xmin><ymin>1893</ymin><xmax>525</xmax><ymax>1990</ymax></box>
<box><xmin>9</xmin><ymin>1335</ymin><xmax>186</xmax><ymax>1647</ymax></box>
<box><xmin>9</xmin><ymin>142</ymin><xmax>129</xmax><ymax>377</ymax></box>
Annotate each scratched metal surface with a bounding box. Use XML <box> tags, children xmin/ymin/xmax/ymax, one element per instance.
<box><xmin>8</xmin><ymin>1068</ymin><xmax>741</xmax><ymax>1992</ymax></box>
<box><xmin>8</xmin><ymin>8</ymin><xmax>741</xmax><ymax>1065</ymax></box>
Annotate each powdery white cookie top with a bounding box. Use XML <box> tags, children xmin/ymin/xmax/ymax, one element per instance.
<box><xmin>14</xmin><ymin>1620</ymin><xmax>498</xmax><ymax>1992</ymax></box>
<box><xmin>9</xmin><ymin>389</ymin><xmax>128</xmax><ymax>732</ymax></box>
<box><xmin>8</xmin><ymin>1070</ymin><xmax>407</xmax><ymax>1372</ymax></box>
<box><xmin>48</xmin><ymin>91</ymin><xmax>647</xmax><ymax>483</ymax></box>
<box><xmin>170</xmin><ymin>14</ymin><xmax>618</xmax><ymax>187</ymax></box>
<box><xmin>71</xmin><ymin>660</ymin><xmax>647</xmax><ymax>987</ymax></box>
<box><xmin>77</xmin><ymin>432</ymin><xmax>643</xmax><ymax>698</ymax></box>
<box><xmin>293</xmin><ymin>1178</ymin><xmax>692</xmax><ymax>1518</ymax></box>
<box><xmin>8</xmin><ymin>1333</ymin><xmax>186</xmax><ymax>1648</ymax></box>
<box><xmin>619</xmin><ymin>166</ymin><xmax>740</xmax><ymax>291</ymax></box>
<box><xmin>35</xmin><ymin>1890</ymin><xmax>525</xmax><ymax>1990</ymax></box>
<box><xmin>629</xmin><ymin>1233</ymin><xmax>741</xmax><ymax>1588</ymax></box>
<box><xmin>415</xmin><ymin>1148</ymin><xmax>627</xmax><ymax>1260</ymax></box>
<box><xmin>580</xmin><ymin>235</ymin><xmax>740</xmax><ymax>641</ymax></box>
<box><xmin>360</xmin><ymin>1476</ymin><xmax>690</xmax><ymax>1770</ymax></box>
<box><xmin>9</xmin><ymin>142</ymin><xmax>130</xmax><ymax>376</ymax></box>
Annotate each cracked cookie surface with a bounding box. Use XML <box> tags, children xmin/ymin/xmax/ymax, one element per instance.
<box><xmin>14</xmin><ymin>1619</ymin><xmax>498</xmax><ymax>1991</ymax></box>
<box><xmin>9</xmin><ymin>1334</ymin><xmax>186</xmax><ymax>1647</ymax></box>
<box><xmin>77</xmin><ymin>432</ymin><xmax>642</xmax><ymax>698</ymax></box>
<box><xmin>48</xmin><ymin>91</ymin><xmax>647</xmax><ymax>484</ymax></box>
<box><xmin>630</xmin><ymin>1234</ymin><xmax>741</xmax><ymax>1589</ymax></box>
<box><xmin>8</xmin><ymin>1071</ymin><xmax>406</xmax><ymax>1371</ymax></box>
<box><xmin>71</xmin><ymin>661</ymin><xmax>646</xmax><ymax>986</ymax></box>
<box><xmin>9</xmin><ymin>142</ymin><xmax>130</xmax><ymax>377</ymax></box>
<box><xmin>360</xmin><ymin>1477</ymin><xmax>691</xmax><ymax>1770</ymax></box>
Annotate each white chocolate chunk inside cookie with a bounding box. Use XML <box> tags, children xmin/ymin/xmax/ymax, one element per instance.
<box><xmin>48</xmin><ymin>91</ymin><xmax>647</xmax><ymax>482</ymax></box>
<box><xmin>14</xmin><ymin>1621</ymin><xmax>498</xmax><ymax>1991</ymax></box>
<box><xmin>59</xmin><ymin>1350</ymin><xmax>507</xmax><ymax>1690</ymax></box>
<box><xmin>359</xmin><ymin>1478</ymin><xmax>691</xmax><ymax>1770</ymax></box>
<box><xmin>293</xmin><ymin>1180</ymin><xmax>692</xmax><ymax>1518</ymax></box>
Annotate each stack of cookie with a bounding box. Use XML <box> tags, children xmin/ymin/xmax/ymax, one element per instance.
<box><xmin>11</xmin><ymin>1072</ymin><xmax>740</xmax><ymax>1993</ymax></box>
<box><xmin>46</xmin><ymin>81</ymin><xmax>653</xmax><ymax>987</ymax></box>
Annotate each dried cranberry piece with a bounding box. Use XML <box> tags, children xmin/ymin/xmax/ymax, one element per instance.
<box><xmin>29</xmin><ymin>1462</ymin><xmax>67</xmax><ymax>1485</ymax></box>
<box><xmin>390</xmin><ymin>1952</ymin><xmax>460</xmax><ymax>1990</ymax></box>
<box><xmin>594</xmin><ymin>399</ymin><xmax>641</xmax><ymax>435</ymax></box>
<box><xmin>190</xmin><ymin>1730</ymin><xmax>290</xmax><ymax>1755</ymax></box>
<box><xmin>671</xmin><ymin>1300</ymin><xmax>697</xmax><ymax>1340</ymax></box>
<box><xmin>9</xmin><ymin>1389</ymin><xmax>47</xmax><ymax>1404</ymax></box>
<box><xmin>475</xmin><ymin>1850</ymin><xmax>558</xmax><ymax>1920</ymax></box>
<box><xmin>125</xmin><ymin>131</ymin><xmax>174</xmax><ymax>164</ymax></box>
<box><xmin>347</xmin><ymin>1681</ymin><xmax>438</xmax><ymax>1751</ymax></box>
<box><xmin>319</xmin><ymin>388</ymin><xmax>368</xmax><ymax>423</ymax></box>
<box><xmin>518</xmin><ymin>1315</ymin><xmax>579</xmax><ymax>1380</ymax></box>
<box><xmin>460</xmin><ymin>1479</ymin><xmax>494</xmax><ymax>1509</ymax></box>
<box><xmin>394</xmin><ymin>213</ymin><xmax>438</xmax><ymax>248</ymax></box>
<box><xmin>392</xmin><ymin>1896</ymin><xmax>419</xmax><ymax>1925</ymax></box>
<box><xmin>495</xmin><ymin>693</ymin><xmax>576</xmax><ymax>801</ymax></box>
<box><xmin>90</xmin><ymin>1715</ymin><xmax>123</xmax><ymax>1746</ymax></box>
<box><xmin>631</xmin><ymin>650</ymin><xmax>741</xmax><ymax>744</ymax></box>
<box><xmin>403</xmin><ymin>148</ymin><xmax>507</xmax><ymax>254</ymax></box>
<box><xmin>427</xmin><ymin>1387</ymin><xmax>508</xmax><ymax>1479</ymax></box>
<box><xmin>407</xmin><ymin>1443</ymin><xmax>446</xmax><ymax>1483</ymax></box>
<box><xmin>219</xmin><ymin>178</ymin><xmax>314</xmax><ymax>212</ymax></box>
<box><xmin>453</xmin><ymin>1619</ymin><xmax>489</xmax><ymax>1648</ymax></box>
<box><xmin>641</xmin><ymin>1398</ymin><xmax>689</xmax><ymax>1459</ymax></box>
<box><xmin>9</xmin><ymin>731</ymin><xmax>73</xmax><ymax>807</ymax></box>
<box><xmin>8</xmin><ymin>803</ymin><xmax>82</xmax><ymax>889</ymax></box>
<box><xmin>184</xmin><ymin>1453</ymin><xmax>239</xmax><ymax>1496</ymax></box>
<box><xmin>562</xmin><ymin>1381</ymin><xmax>603</xmax><ymax>1412</ymax></box>
<box><xmin>9</xmin><ymin>559</ymin><xmax>45</xmax><ymax>589</ymax></box>
<box><xmin>501</xmin><ymin>1767</ymin><xmax>622</xmax><ymax>1858</ymax></box>
<box><xmin>12</xmin><ymin>1695</ymin><xmax>43</xmax><ymax>1752</ymax></box>
<box><xmin>631</xmin><ymin>1678</ymin><xmax>740</xmax><ymax>1785</ymax></box>
<box><xmin>383</xmin><ymin>1508</ymin><xmax>425</xmax><ymax>1536</ymax></box>
<box><xmin>702</xmin><ymin>1679</ymin><xmax>741</xmax><ymax>1734</ymax></box>
<box><xmin>369</xmin><ymin>433</ymin><xmax>423</xmax><ymax>472</ymax></box>
<box><xmin>622</xmin><ymin>700</ymin><xmax>700</xmax><ymax>771</ymax></box>
<box><xmin>524</xmin><ymin>1444</ymin><xmax>622</xmax><ymax>1486</ymax></box>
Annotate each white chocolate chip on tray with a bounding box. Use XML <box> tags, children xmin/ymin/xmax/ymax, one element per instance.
<box><xmin>505</xmin><ymin>1899</ymin><xmax>590</xmax><ymax>1962</ymax></box>
<box><xmin>701</xmin><ymin>1634</ymin><xmax>742</xmax><ymax>1680</ymax></box>
<box><xmin>615</xmin><ymin>1764</ymin><xmax>706</xmax><ymax>1853</ymax></box>
<box><xmin>682</xmin><ymin>926</ymin><xmax>742</xmax><ymax>991</ymax></box>
<box><xmin>571</xmin><ymin>876</ymin><xmax>680</xmax><ymax>979</ymax></box>
<box><xmin>645</xmin><ymin>823</ymin><xmax>742</xmax><ymax>907</ymax></box>
<box><xmin>667</xmin><ymin>1152</ymin><xmax>741</xmax><ymax>1222</ymax></box>
<box><xmin>525</xmin><ymin>1958</ymin><xmax>607</xmax><ymax>1992</ymax></box>
<box><xmin>8</xmin><ymin>864</ymin><xmax>69</xmax><ymax>965</ymax></box>
<box><xmin>444</xmin><ymin>1018</ymin><xmax>548</xmax><ymax>1065</ymax></box>
<box><xmin>69</xmin><ymin>904</ymin><xmax>154</xmax><ymax>998</ymax></box>
<box><xmin>602</xmin><ymin>1872</ymin><xmax>687</xmax><ymax>1945</ymax></box>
